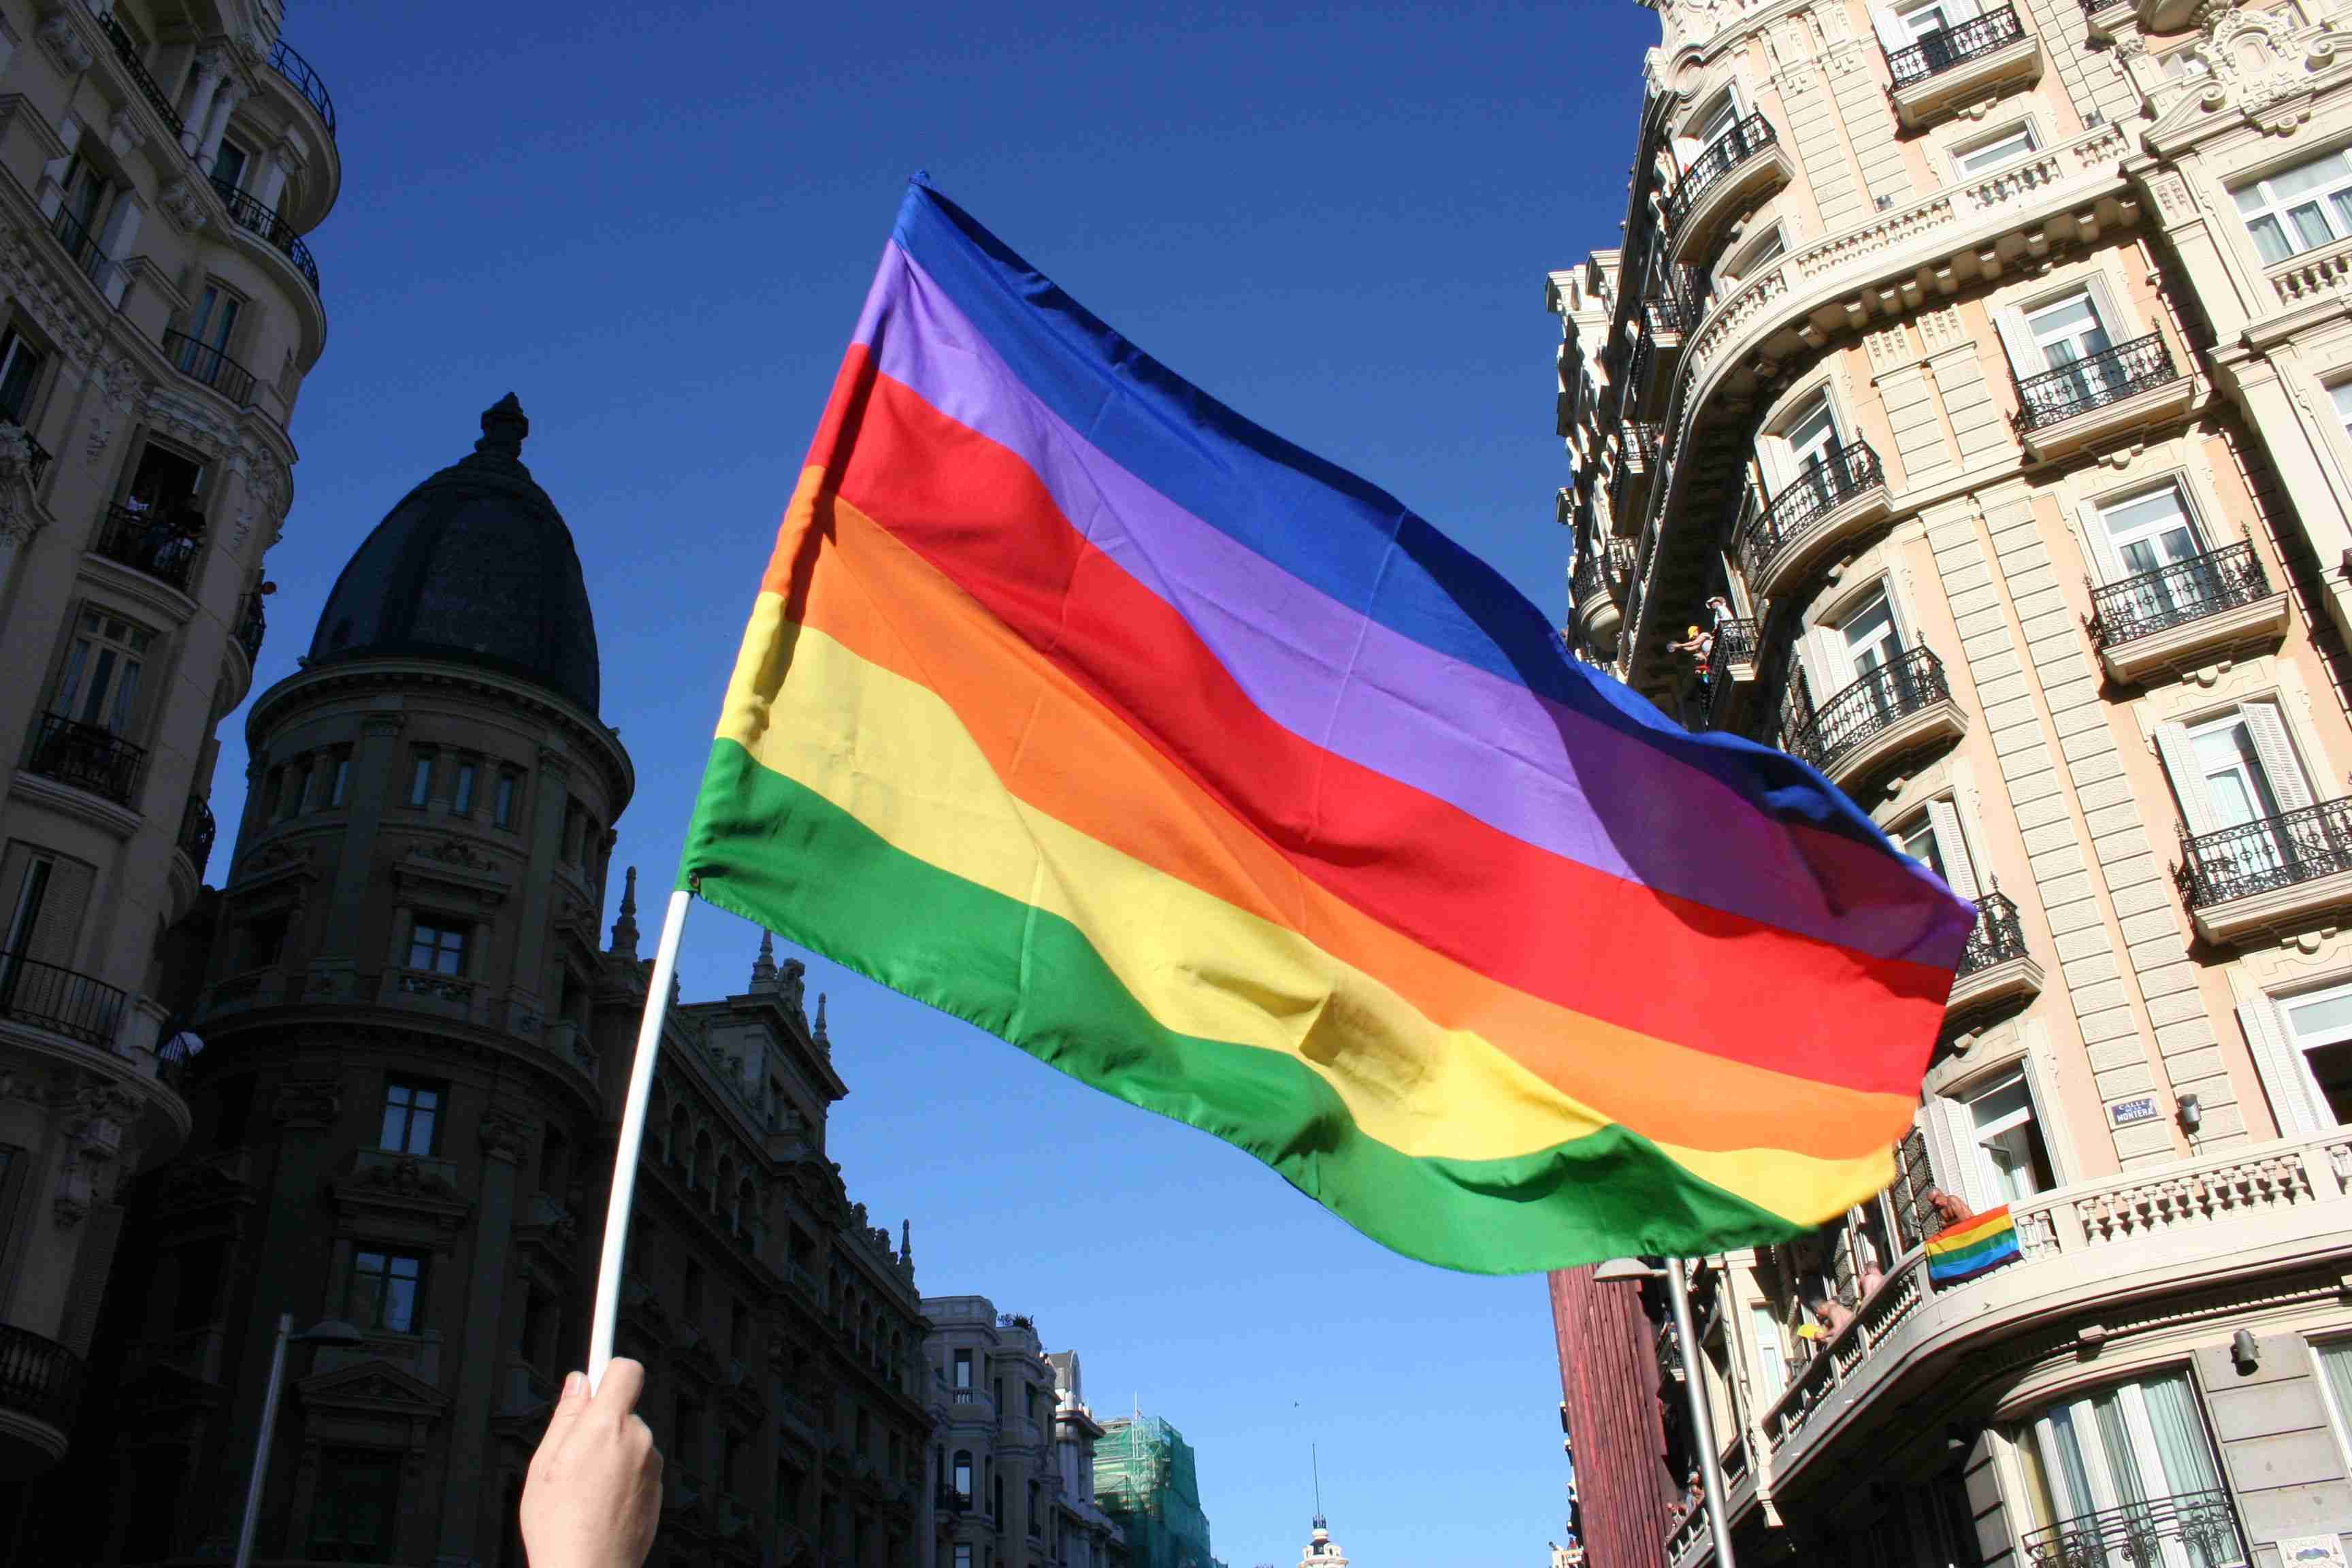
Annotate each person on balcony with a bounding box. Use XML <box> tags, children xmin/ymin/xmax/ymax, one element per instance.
<box><xmin>1923</xmin><ymin>1186</ymin><xmax>1976</xmax><ymax>1236</ymax></box>
<box><xmin>1802</xmin><ymin>1289</ymin><xmax>1854</xmax><ymax>1339</ymax></box>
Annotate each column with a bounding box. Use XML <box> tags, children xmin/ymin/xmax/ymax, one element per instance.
<box><xmin>310</xmin><ymin>711</ymin><xmax>403</xmax><ymax>996</ymax></box>
<box><xmin>2218</xmin><ymin>344</ymin><xmax>2352</xmax><ymax>654</ymax></box>
<box><xmin>177</xmin><ymin>51</ymin><xmax>227</xmax><ymax>157</ymax></box>
<box><xmin>504</xmin><ymin>747</ymin><xmax>569</xmax><ymax>1037</ymax></box>
<box><xmin>433</xmin><ymin>1105</ymin><xmax>533</xmax><ymax>1568</ymax></box>
<box><xmin>195</xmin><ymin>83</ymin><xmax>242</xmax><ymax>180</ymax></box>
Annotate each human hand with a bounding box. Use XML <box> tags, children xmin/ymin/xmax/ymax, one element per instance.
<box><xmin>521</xmin><ymin>1359</ymin><xmax>662</xmax><ymax>1568</ymax></box>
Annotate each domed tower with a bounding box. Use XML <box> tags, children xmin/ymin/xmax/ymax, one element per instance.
<box><xmin>84</xmin><ymin>397</ymin><xmax>633</xmax><ymax>1564</ymax></box>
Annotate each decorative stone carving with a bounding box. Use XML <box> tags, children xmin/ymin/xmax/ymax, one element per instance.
<box><xmin>0</xmin><ymin>224</ymin><xmax>102</xmax><ymax>365</ymax></box>
<box><xmin>85</xmin><ymin>356</ymin><xmax>145</xmax><ymax>464</ymax></box>
<box><xmin>351</xmin><ymin>1152</ymin><xmax>459</xmax><ymax>1199</ymax></box>
<box><xmin>156</xmin><ymin>176</ymin><xmax>210</xmax><ymax>235</ymax></box>
<box><xmin>0</xmin><ymin>421</ymin><xmax>41</xmax><ymax>546</ymax></box>
<box><xmin>105</xmin><ymin>103</ymin><xmax>146</xmax><ymax>160</ymax></box>
<box><xmin>479</xmin><ymin>1108</ymin><xmax>536</xmax><ymax>1165</ymax></box>
<box><xmin>35</xmin><ymin>9</ymin><xmax>93</xmax><ymax>75</ymax></box>
<box><xmin>416</xmin><ymin>835</ymin><xmax>495</xmax><ymax>872</ymax></box>
<box><xmin>2189</xmin><ymin>4</ymin><xmax>2320</xmax><ymax>132</ymax></box>
<box><xmin>273</xmin><ymin>1079</ymin><xmax>341</xmax><ymax>1128</ymax></box>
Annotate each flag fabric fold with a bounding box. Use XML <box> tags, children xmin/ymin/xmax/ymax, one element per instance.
<box><xmin>680</xmin><ymin>177</ymin><xmax>1975</xmax><ymax>1272</ymax></box>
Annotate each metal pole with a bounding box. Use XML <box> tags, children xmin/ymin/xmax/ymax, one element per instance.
<box><xmin>587</xmin><ymin>888</ymin><xmax>693</xmax><ymax>1391</ymax></box>
<box><xmin>233</xmin><ymin>1313</ymin><xmax>293</xmax><ymax>1568</ymax></box>
<box><xmin>1667</xmin><ymin>1258</ymin><xmax>1739</xmax><ymax>1568</ymax></box>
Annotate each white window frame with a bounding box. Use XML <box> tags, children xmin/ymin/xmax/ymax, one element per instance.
<box><xmin>1797</xmin><ymin>578</ymin><xmax>1901</xmax><ymax>706</ymax></box>
<box><xmin>2019</xmin><ymin>1370</ymin><xmax>2228</xmax><ymax>1551</ymax></box>
<box><xmin>2306</xmin><ymin>1336</ymin><xmax>2352</xmax><ymax>1475</ymax></box>
<box><xmin>1953</xmin><ymin>119</ymin><xmax>2040</xmax><ymax>178</ymax></box>
<box><xmin>1965</xmin><ymin>1069</ymin><xmax>2050</xmax><ymax>1205</ymax></box>
<box><xmin>1673</xmin><ymin>82</ymin><xmax>1748</xmax><ymax>172</ymax></box>
<box><xmin>2153</xmin><ymin>700</ymin><xmax>2313</xmax><ymax>839</ymax></box>
<box><xmin>1872</xmin><ymin>0</ymin><xmax>1982</xmax><ymax>51</ymax></box>
<box><xmin>1893</xmin><ymin>798</ymin><xmax>1983</xmax><ymax>902</ymax></box>
<box><xmin>1721</xmin><ymin>222</ymin><xmax>1786</xmax><ymax>287</ymax></box>
<box><xmin>50</xmin><ymin>606</ymin><xmax>154</xmax><ymax>738</ymax></box>
<box><xmin>2232</xmin><ymin>144</ymin><xmax>2352</xmax><ymax>267</ymax></box>
<box><xmin>1995</xmin><ymin>271</ymin><xmax>2128</xmax><ymax>380</ymax></box>
<box><xmin>2078</xmin><ymin>480</ymin><xmax>2206</xmax><ymax>587</ymax></box>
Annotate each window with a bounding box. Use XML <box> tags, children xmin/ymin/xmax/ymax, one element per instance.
<box><xmin>50</xmin><ymin>608</ymin><xmax>152</xmax><ymax>736</ymax></box>
<box><xmin>1967</xmin><ymin>1071</ymin><xmax>2053</xmax><ymax>1201</ymax></box>
<box><xmin>210</xmin><ymin>137</ymin><xmax>248</xmax><ymax>193</ymax></box>
<box><xmin>380</xmin><ymin>1079</ymin><xmax>441</xmax><ymax>1155</ymax></box>
<box><xmin>406</xmin><ymin>919</ymin><xmax>467</xmax><ymax>975</ymax></box>
<box><xmin>953</xmin><ymin>1348</ymin><xmax>973</xmax><ymax>1388</ymax></box>
<box><xmin>329</xmin><ymin>750</ymin><xmax>351</xmax><ymax>806</ymax></box>
<box><xmin>1955</xmin><ymin>122</ymin><xmax>2038</xmax><ymax>175</ymax></box>
<box><xmin>307</xmin><ymin>1448</ymin><xmax>401</xmax><ymax>1563</ymax></box>
<box><xmin>1893</xmin><ymin>0</ymin><xmax>1978</xmax><ymax>40</ymax></box>
<box><xmin>2013</xmin><ymin>1371</ymin><xmax>2228</xmax><ymax>1545</ymax></box>
<box><xmin>2234</xmin><ymin>145</ymin><xmax>2352</xmax><ymax>265</ymax></box>
<box><xmin>348</xmin><ymin>1248</ymin><xmax>424</xmax><ymax>1333</ymax></box>
<box><xmin>2280</xmin><ymin>984</ymin><xmax>2352</xmax><ymax>1126</ymax></box>
<box><xmin>2025</xmin><ymin>289</ymin><xmax>2111</xmax><ymax>371</ymax></box>
<box><xmin>956</xmin><ymin>1548</ymin><xmax>973</xmax><ymax>1568</ymax></box>
<box><xmin>1894</xmin><ymin>800</ymin><xmax>1982</xmax><ymax>902</ymax></box>
<box><xmin>453</xmin><ymin>760</ymin><xmax>477</xmax><ymax>815</ymax></box>
<box><xmin>174</xmin><ymin>1239</ymin><xmax>224</xmax><ymax>1330</ymax></box>
<box><xmin>2093</xmin><ymin>484</ymin><xmax>2202</xmax><ymax>583</ymax></box>
<box><xmin>52</xmin><ymin>150</ymin><xmax>114</xmax><ymax>278</ymax></box>
<box><xmin>953</xmin><ymin>1450</ymin><xmax>973</xmax><ymax>1501</ymax></box>
<box><xmin>177</xmin><ymin>283</ymin><xmax>243</xmax><ymax>387</ymax></box>
<box><xmin>244</xmin><ymin>909</ymin><xmax>289</xmax><ymax>970</ymax></box>
<box><xmin>2191</xmin><ymin>710</ymin><xmax>2293</xmax><ymax>828</ymax></box>
<box><xmin>493</xmin><ymin>768</ymin><xmax>520</xmax><ymax>828</ymax></box>
<box><xmin>1690</xmin><ymin>87</ymin><xmax>1742</xmax><ymax>150</ymax></box>
<box><xmin>674</xmin><ymin>1396</ymin><xmax>702</xmax><ymax>1472</ymax></box>
<box><xmin>1028</xmin><ymin>1478</ymin><xmax>1041</xmax><ymax>1535</ymax></box>
<box><xmin>279</xmin><ymin>757</ymin><xmax>310</xmax><ymax>819</ymax></box>
<box><xmin>407</xmin><ymin>750</ymin><xmax>435</xmax><ymax>806</ymax></box>
<box><xmin>0</xmin><ymin>327</ymin><xmax>46</xmax><ymax>427</ymax></box>
<box><xmin>731</xmin><ymin>1300</ymin><xmax>751</xmax><ymax>1359</ymax></box>
<box><xmin>1722</xmin><ymin>223</ymin><xmax>1786</xmax><ymax>286</ymax></box>
<box><xmin>684</xmin><ymin>1260</ymin><xmax>705</xmax><ymax>1324</ymax></box>
<box><xmin>2313</xmin><ymin>1340</ymin><xmax>2352</xmax><ymax>1468</ymax></box>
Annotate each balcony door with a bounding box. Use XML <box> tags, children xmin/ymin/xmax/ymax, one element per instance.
<box><xmin>52</xmin><ymin>608</ymin><xmax>150</xmax><ymax>736</ymax></box>
<box><xmin>1765</xmin><ymin>393</ymin><xmax>1846</xmax><ymax>527</ymax></box>
<box><xmin>177</xmin><ymin>284</ymin><xmax>242</xmax><ymax>385</ymax></box>
<box><xmin>2278</xmin><ymin>983</ymin><xmax>2352</xmax><ymax>1128</ymax></box>
<box><xmin>2017</xmin><ymin>1373</ymin><xmax>2241</xmax><ymax>1568</ymax></box>
<box><xmin>0</xmin><ymin>329</ymin><xmax>45</xmax><ymax>429</ymax></box>
<box><xmin>2157</xmin><ymin>704</ymin><xmax>2314</xmax><ymax>893</ymax></box>
<box><xmin>1800</xmin><ymin>587</ymin><xmax>1909</xmax><ymax>728</ymax></box>
<box><xmin>1967</xmin><ymin>1071</ymin><xmax>2052</xmax><ymax>1205</ymax></box>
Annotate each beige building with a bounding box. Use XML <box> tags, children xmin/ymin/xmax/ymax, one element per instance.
<box><xmin>1552</xmin><ymin>1</ymin><xmax>2352</xmax><ymax>1565</ymax></box>
<box><xmin>0</xmin><ymin>0</ymin><xmax>336</xmax><ymax>1510</ymax></box>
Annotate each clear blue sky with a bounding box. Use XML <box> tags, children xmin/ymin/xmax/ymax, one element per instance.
<box><xmin>214</xmin><ymin>3</ymin><xmax>1659</xmax><ymax>1560</ymax></box>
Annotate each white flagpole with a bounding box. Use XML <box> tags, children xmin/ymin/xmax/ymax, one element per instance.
<box><xmin>587</xmin><ymin>887</ymin><xmax>693</xmax><ymax>1392</ymax></box>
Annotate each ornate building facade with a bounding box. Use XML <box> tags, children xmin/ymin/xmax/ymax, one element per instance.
<box><xmin>0</xmin><ymin>0</ymin><xmax>337</xmax><ymax>1534</ymax></box>
<box><xmin>12</xmin><ymin>397</ymin><xmax>930</xmax><ymax>1567</ymax></box>
<box><xmin>1550</xmin><ymin>0</ymin><xmax>2352</xmax><ymax>1563</ymax></box>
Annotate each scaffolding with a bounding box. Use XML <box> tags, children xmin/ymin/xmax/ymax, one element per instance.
<box><xmin>1094</xmin><ymin>1414</ymin><xmax>1226</xmax><ymax>1568</ymax></box>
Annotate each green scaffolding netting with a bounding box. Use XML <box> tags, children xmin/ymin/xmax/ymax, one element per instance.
<box><xmin>1094</xmin><ymin>1414</ymin><xmax>1226</xmax><ymax>1568</ymax></box>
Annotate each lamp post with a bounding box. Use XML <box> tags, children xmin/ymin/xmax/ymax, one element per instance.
<box><xmin>233</xmin><ymin>1313</ymin><xmax>365</xmax><ymax>1568</ymax></box>
<box><xmin>1593</xmin><ymin>1257</ymin><xmax>1738</xmax><ymax>1568</ymax></box>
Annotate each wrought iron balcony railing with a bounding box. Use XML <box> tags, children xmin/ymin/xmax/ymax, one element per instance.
<box><xmin>29</xmin><ymin>713</ymin><xmax>145</xmax><ymax>806</ymax></box>
<box><xmin>269</xmin><ymin>37</ymin><xmax>338</xmax><ymax>137</ymax></box>
<box><xmin>1644</xmin><ymin>292</ymin><xmax>1686</xmax><ymax>335</ymax></box>
<box><xmin>1629</xmin><ymin>420</ymin><xmax>1661</xmax><ymax>470</ymax></box>
<box><xmin>2176</xmin><ymin>797</ymin><xmax>2352</xmax><ymax>909</ymax></box>
<box><xmin>1628</xmin><ymin>318</ymin><xmax>1656</xmax><ymax>403</ymax></box>
<box><xmin>1886</xmin><ymin>5</ymin><xmax>2025</xmax><ymax>87</ymax></box>
<box><xmin>101</xmin><ymin>10</ymin><xmax>184</xmax><ymax>137</ymax></box>
<box><xmin>236</xmin><ymin>588</ymin><xmax>268</xmax><ymax>664</ymax></box>
<box><xmin>48</xmin><ymin>199</ymin><xmax>114</xmax><ymax>292</ymax></box>
<box><xmin>1734</xmin><ymin>439</ymin><xmax>1886</xmax><ymax>589</ymax></box>
<box><xmin>1663</xmin><ymin>113</ymin><xmax>1776</xmax><ymax>233</ymax></box>
<box><xmin>0</xmin><ymin>947</ymin><xmax>129</xmax><ymax>1047</ymax></box>
<box><xmin>94</xmin><ymin>504</ymin><xmax>206</xmax><ymax>592</ymax></box>
<box><xmin>179</xmin><ymin>795</ymin><xmax>216</xmax><ymax>875</ymax></box>
<box><xmin>1957</xmin><ymin>890</ymin><xmax>2027</xmax><ymax>976</ymax></box>
<box><xmin>2020</xmin><ymin>1488</ymin><xmax>2245</xmax><ymax>1568</ymax></box>
<box><xmin>1785</xmin><ymin>646</ymin><xmax>1952</xmax><ymax>774</ymax></box>
<box><xmin>1701</xmin><ymin>617</ymin><xmax>1758</xmax><ymax>727</ymax></box>
<box><xmin>2090</xmin><ymin>540</ymin><xmax>2270</xmax><ymax>648</ymax></box>
<box><xmin>210</xmin><ymin>178</ymin><xmax>321</xmax><ymax>295</ymax></box>
<box><xmin>165</xmin><ymin>329</ymin><xmax>258</xmax><ymax>406</ymax></box>
<box><xmin>0</xmin><ymin>1322</ymin><xmax>88</xmax><ymax>1435</ymax></box>
<box><xmin>2012</xmin><ymin>331</ymin><xmax>2176</xmax><ymax>431</ymax></box>
<box><xmin>1572</xmin><ymin>548</ymin><xmax>1609</xmax><ymax>616</ymax></box>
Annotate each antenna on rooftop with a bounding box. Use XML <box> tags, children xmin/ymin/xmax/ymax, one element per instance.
<box><xmin>1312</xmin><ymin>1440</ymin><xmax>1324</xmax><ymax>1526</ymax></box>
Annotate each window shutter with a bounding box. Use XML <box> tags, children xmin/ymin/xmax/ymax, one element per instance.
<box><xmin>2019</xmin><ymin>1043</ymin><xmax>2076</xmax><ymax>1189</ymax></box>
<box><xmin>1870</xmin><ymin>7</ymin><xmax>1911</xmax><ymax>52</ymax></box>
<box><xmin>1925</xmin><ymin>799</ymin><xmax>1983</xmax><ymax>902</ymax></box>
<box><xmin>1921</xmin><ymin>1096</ymin><xmax>1995</xmax><ymax>1212</ymax></box>
<box><xmin>2239</xmin><ymin>994</ymin><xmax>2328</xmax><ymax>1138</ymax></box>
<box><xmin>2241</xmin><ymin>700</ymin><xmax>2315</xmax><ymax>812</ymax></box>
<box><xmin>1671</xmin><ymin>135</ymin><xmax>1703</xmax><ymax>174</ymax></box>
<box><xmin>21</xmin><ymin>856</ymin><xmax>91</xmax><ymax>970</ymax></box>
<box><xmin>1801</xmin><ymin>626</ymin><xmax>1854</xmax><ymax>700</ymax></box>
<box><xmin>2152</xmin><ymin>722</ymin><xmax>2221</xmax><ymax>837</ymax></box>
<box><xmin>2076</xmin><ymin>500</ymin><xmax>2125</xmax><ymax>586</ymax></box>
<box><xmin>1992</xmin><ymin>307</ymin><xmax>2040</xmax><ymax>377</ymax></box>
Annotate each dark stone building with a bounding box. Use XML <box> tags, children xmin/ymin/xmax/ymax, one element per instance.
<box><xmin>27</xmin><ymin>398</ymin><xmax>932</xmax><ymax>1567</ymax></box>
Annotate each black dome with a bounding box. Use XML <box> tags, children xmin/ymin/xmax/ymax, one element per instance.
<box><xmin>308</xmin><ymin>395</ymin><xmax>600</xmax><ymax>714</ymax></box>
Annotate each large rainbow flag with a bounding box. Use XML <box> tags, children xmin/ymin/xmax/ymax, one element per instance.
<box><xmin>679</xmin><ymin>179</ymin><xmax>1975</xmax><ymax>1271</ymax></box>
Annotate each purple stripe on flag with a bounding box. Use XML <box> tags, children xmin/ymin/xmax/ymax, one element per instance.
<box><xmin>855</xmin><ymin>241</ymin><xmax>1953</xmax><ymax>964</ymax></box>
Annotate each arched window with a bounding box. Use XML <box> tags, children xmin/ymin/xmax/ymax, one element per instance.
<box><xmin>669</xmin><ymin>1106</ymin><xmax>690</xmax><ymax>1173</ymax></box>
<box><xmin>716</xmin><ymin>1154</ymin><xmax>737</xmax><ymax>1220</ymax></box>
<box><xmin>693</xmin><ymin>1130</ymin><xmax>716</xmax><ymax>1196</ymax></box>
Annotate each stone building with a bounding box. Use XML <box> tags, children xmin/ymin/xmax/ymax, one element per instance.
<box><xmin>11</xmin><ymin>397</ymin><xmax>931</xmax><ymax>1567</ymax></box>
<box><xmin>926</xmin><ymin>1298</ymin><xmax>1129</xmax><ymax>1568</ymax></box>
<box><xmin>1549</xmin><ymin>0</ymin><xmax>2352</xmax><ymax>1564</ymax></box>
<box><xmin>1545</xmin><ymin>1264</ymin><xmax>1677</xmax><ymax>1568</ymax></box>
<box><xmin>0</xmin><ymin>0</ymin><xmax>337</xmax><ymax>1532</ymax></box>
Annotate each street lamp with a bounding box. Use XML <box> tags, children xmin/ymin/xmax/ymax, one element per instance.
<box><xmin>233</xmin><ymin>1313</ymin><xmax>365</xmax><ymax>1568</ymax></box>
<box><xmin>1593</xmin><ymin>1257</ymin><xmax>1738</xmax><ymax>1568</ymax></box>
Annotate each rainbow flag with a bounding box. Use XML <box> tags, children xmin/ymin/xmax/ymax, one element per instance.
<box><xmin>1925</xmin><ymin>1206</ymin><xmax>2021</xmax><ymax>1285</ymax></box>
<box><xmin>679</xmin><ymin>179</ymin><xmax>1975</xmax><ymax>1272</ymax></box>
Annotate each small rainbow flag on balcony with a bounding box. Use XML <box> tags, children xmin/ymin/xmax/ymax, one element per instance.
<box><xmin>678</xmin><ymin>177</ymin><xmax>1976</xmax><ymax>1273</ymax></box>
<box><xmin>1925</xmin><ymin>1206</ymin><xmax>2021</xmax><ymax>1286</ymax></box>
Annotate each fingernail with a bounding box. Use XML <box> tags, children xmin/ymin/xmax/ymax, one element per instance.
<box><xmin>563</xmin><ymin>1371</ymin><xmax>584</xmax><ymax>1397</ymax></box>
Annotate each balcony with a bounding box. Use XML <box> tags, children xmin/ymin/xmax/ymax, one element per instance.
<box><xmin>27</xmin><ymin>714</ymin><xmax>144</xmax><ymax>807</ymax></box>
<box><xmin>48</xmin><ymin>200</ymin><xmax>116</xmax><ymax>296</ymax></box>
<box><xmin>2177</xmin><ymin>798</ymin><xmax>2352</xmax><ymax>945</ymax></box>
<box><xmin>210</xmin><ymin>178</ymin><xmax>321</xmax><ymax>297</ymax></box>
<box><xmin>0</xmin><ymin>1322</ymin><xmax>87</xmax><ymax>1470</ymax></box>
<box><xmin>1885</xmin><ymin>6</ymin><xmax>2040</xmax><ymax>129</ymax></box>
<box><xmin>0</xmin><ymin>948</ymin><xmax>128</xmax><ymax>1047</ymax></box>
<box><xmin>93</xmin><ymin>504</ymin><xmax>204</xmax><ymax>593</ymax></box>
<box><xmin>2021</xmin><ymin>1490</ymin><xmax>2245</xmax><ymax>1568</ymax></box>
<box><xmin>164</xmin><ymin>329</ymin><xmax>257</xmax><ymax>406</ymax></box>
<box><xmin>1700</xmin><ymin>617</ymin><xmax>1759</xmax><ymax>730</ymax></box>
<box><xmin>1572</xmin><ymin>546</ymin><xmax>1624</xmax><ymax>657</ymax></box>
<box><xmin>178</xmin><ymin>796</ymin><xmax>216</xmax><ymax>877</ymax></box>
<box><xmin>1945</xmin><ymin>889</ymin><xmax>2042</xmax><ymax>1014</ymax></box>
<box><xmin>1733</xmin><ymin>440</ymin><xmax>1891</xmax><ymax>602</ymax></box>
<box><xmin>2091</xmin><ymin>541</ymin><xmax>2288</xmax><ymax>684</ymax></box>
<box><xmin>268</xmin><ymin>37</ymin><xmax>338</xmax><ymax>139</ymax></box>
<box><xmin>1663</xmin><ymin>114</ymin><xmax>1788</xmax><ymax>259</ymax></box>
<box><xmin>235</xmin><ymin>588</ymin><xmax>267</xmax><ymax>666</ymax></box>
<box><xmin>2012</xmin><ymin>332</ymin><xmax>2191</xmax><ymax>462</ymax></box>
<box><xmin>1784</xmin><ymin>647</ymin><xmax>1965</xmax><ymax>789</ymax></box>
<box><xmin>99</xmin><ymin>10</ymin><xmax>184</xmax><ymax>138</ymax></box>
